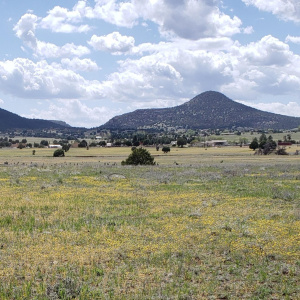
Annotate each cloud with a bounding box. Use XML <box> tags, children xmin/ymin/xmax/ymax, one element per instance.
<box><xmin>233</xmin><ymin>35</ymin><xmax>292</xmax><ymax>66</ymax></box>
<box><xmin>14</xmin><ymin>13</ymin><xmax>90</xmax><ymax>58</ymax></box>
<box><xmin>237</xmin><ymin>100</ymin><xmax>300</xmax><ymax>117</ymax></box>
<box><xmin>94</xmin><ymin>0</ymin><xmax>242</xmax><ymax>39</ymax></box>
<box><xmin>285</xmin><ymin>35</ymin><xmax>300</xmax><ymax>44</ymax></box>
<box><xmin>88</xmin><ymin>32</ymin><xmax>135</xmax><ymax>54</ymax></box>
<box><xmin>0</xmin><ymin>58</ymin><xmax>104</xmax><ymax>99</ymax></box>
<box><xmin>42</xmin><ymin>0</ymin><xmax>242</xmax><ymax>40</ymax></box>
<box><xmin>147</xmin><ymin>0</ymin><xmax>242</xmax><ymax>39</ymax></box>
<box><xmin>0</xmin><ymin>99</ymin><xmax>4</xmax><ymax>104</ymax></box>
<box><xmin>6</xmin><ymin>3</ymin><xmax>300</xmax><ymax>117</ymax></box>
<box><xmin>6</xmin><ymin>29</ymin><xmax>300</xmax><ymax>109</ymax></box>
<box><xmin>40</xmin><ymin>4</ymin><xmax>91</xmax><ymax>33</ymax></box>
<box><xmin>61</xmin><ymin>58</ymin><xmax>99</xmax><ymax>72</ymax></box>
<box><xmin>13</xmin><ymin>13</ymin><xmax>38</xmax><ymax>49</ymax></box>
<box><xmin>23</xmin><ymin>99</ymin><xmax>122</xmax><ymax>127</ymax></box>
<box><xmin>211</xmin><ymin>35</ymin><xmax>300</xmax><ymax>100</ymax></box>
<box><xmin>99</xmin><ymin>46</ymin><xmax>236</xmax><ymax>102</ymax></box>
<box><xmin>91</xmin><ymin>0</ymin><xmax>139</xmax><ymax>27</ymax></box>
<box><xmin>243</xmin><ymin>26</ymin><xmax>254</xmax><ymax>34</ymax></box>
<box><xmin>35</xmin><ymin>42</ymin><xmax>90</xmax><ymax>58</ymax></box>
<box><xmin>242</xmin><ymin>0</ymin><xmax>300</xmax><ymax>23</ymax></box>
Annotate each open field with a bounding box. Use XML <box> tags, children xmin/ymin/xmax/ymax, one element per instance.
<box><xmin>0</xmin><ymin>147</ymin><xmax>299</xmax><ymax>299</ymax></box>
<box><xmin>0</xmin><ymin>144</ymin><xmax>300</xmax><ymax>165</ymax></box>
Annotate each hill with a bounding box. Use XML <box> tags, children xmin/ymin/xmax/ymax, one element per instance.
<box><xmin>0</xmin><ymin>107</ymin><xmax>69</xmax><ymax>131</ymax></box>
<box><xmin>100</xmin><ymin>91</ymin><xmax>300</xmax><ymax>130</ymax></box>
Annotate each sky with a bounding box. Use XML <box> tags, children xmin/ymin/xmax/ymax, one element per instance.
<box><xmin>0</xmin><ymin>0</ymin><xmax>300</xmax><ymax>128</ymax></box>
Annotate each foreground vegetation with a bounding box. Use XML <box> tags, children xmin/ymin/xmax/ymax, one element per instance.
<box><xmin>0</xmin><ymin>147</ymin><xmax>299</xmax><ymax>299</ymax></box>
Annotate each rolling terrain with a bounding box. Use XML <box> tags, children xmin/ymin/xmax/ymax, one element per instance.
<box><xmin>0</xmin><ymin>107</ymin><xmax>69</xmax><ymax>131</ymax></box>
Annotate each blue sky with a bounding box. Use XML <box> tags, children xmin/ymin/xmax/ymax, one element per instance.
<box><xmin>0</xmin><ymin>0</ymin><xmax>300</xmax><ymax>127</ymax></box>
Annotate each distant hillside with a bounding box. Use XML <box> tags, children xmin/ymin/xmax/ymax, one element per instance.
<box><xmin>101</xmin><ymin>91</ymin><xmax>300</xmax><ymax>130</ymax></box>
<box><xmin>0</xmin><ymin>107</ymin><xmax>68</xmax><ymax>131</ymax></box>
<box><xmin>49</xmin><ymin>120</ymin><xmax>71</xmax><ymax>127</ymax></box>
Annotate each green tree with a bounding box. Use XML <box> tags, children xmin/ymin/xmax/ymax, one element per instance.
<box><xmin>259</xmin><ymin>133</ymin><xmax>267</xmax><ymax>148</ymax></box>
<box><xmin>122</xmin><ymin>148</ymin><xmax>155</xmax><ymax>165</ymax></box>
<box><xmin>239</xmin><ymin>137</ymin><xmax>248</xmax><ymax>145</ymax></box>
<box><xmin>40</xmin><ymin>140</ymin><xmax>49</xmax><ymax>147</ymax></box>
<box><xmin>177</xmin><ymin>137</ymin><xmax>187</xmax><ymax>148</ymax></box>
<box><xmin>78</xmin><ymin>140</ymin><xmax>88</xmax><ymax>148</ymax></box>
<box><xmin>249</xmin><ymin>137</ymin><xmax>259</xmax><ymax>150</ymax></box>
<box><xmin>262</xmin><ymin>136</ymin><xmax>277</xmax><ymax>155</ymax></box>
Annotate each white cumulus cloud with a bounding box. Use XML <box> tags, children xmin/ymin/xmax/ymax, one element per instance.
<box><xmin>88</xmin><ymin>32</ymin><xmax>135</xmax><ymax>54</ymax></box>
<box><xmin>61</xmin><ymin>58</ymin><xmax>99</xmax><ymax>72</ymax></box>
<box><xmin>237</xmin><ymin>100</ymin><xmax>300</xmax><ymax>117</ymax></box>
<box><xmin>40</xmin><ymin>4</ymin><xmax>91</xmax><ymax>33</ymax></box>
<box><xmin>0</xmin><ymin>58</ymin><xmax>104</xmax><ymax>99</ymax></box>
<box><xmin>40</xmin><ymin>0</ymin><xmax>243</xmax><ymax>40</ymax></box>
<box><xmin>35</xmin><ymin>42</ymin><xmax>90</xmax><ymax>58</ymax></box>
<box><xmin>285</xmin><ymin>35</ymin><xmax>300</xmax><ymax>44</ymax></box>
<box><xmin>233</xmin><ymin>35</ymin><xmax>293</xmax><ymax>66</ymax></box>
<box><xmin>135</xmin><ymin>0</ymin><xmax>242</xmax><ymax>39</ymax></box>
<box><xmin>13</xmin><ymin>13</ymin><xmax>38</xmax><ymax>49</ymax></box>
<box><xmin>14</xmin><ymin>13</ymin><xmax>90</xmax><ymax>58</ymax></box>
<box><xmin>23</xmin><ymin>99</ymin><xmax>122</xmax><ymax>127</ymax></box>
<box><xmin>242</xmin><ymin>0</ymin><xmax>300</xmax><ymax>23</ymax></box>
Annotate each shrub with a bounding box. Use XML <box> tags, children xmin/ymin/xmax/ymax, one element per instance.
<box><xmin>276</xmin><ymin>148</ymin><xmax>288</xmax><ymax>155</ymax></box>
<box><xmin>162</xmin><ymin>146</ymin><xmax>170</xmax><ymax>153</ymax></box>
<box><xmin>78</xmin><ymin>140</ymin><xmax>88</xmax><ymax>148</ymax></box>
<box><xmin>122</xmin><ymin>148</ymin><xmax>155</xmax><ymax>165</ymax></box>
<box><xmin>53</xmin><ymin>149</ymin><xmax>65</xmax><ymax>157</ymax></box>
<box><xmin>89</xmin><ymin>142</ymin><xmax>98</xmax><ymax>147</ymax></box>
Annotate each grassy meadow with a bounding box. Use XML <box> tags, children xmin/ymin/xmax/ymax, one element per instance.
<box><xmin>0</xmin><ymin>146</ymin><xmax>299</xmax><ymax>299</ymax></box>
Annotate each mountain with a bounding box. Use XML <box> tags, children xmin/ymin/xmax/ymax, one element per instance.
<box><xmin>100</xmin><ymin>91</ymin><xmax>300</xmax><ymax>130</ymax></box>
<box><xmin>0</xmin><ymin>107</ymin><xmax>69</xmax><ymax>131</ymax></box>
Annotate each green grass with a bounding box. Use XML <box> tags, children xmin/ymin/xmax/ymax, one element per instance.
<box><xmin>0</xmin><ymin>147</ymin><xmax>299</xmax><ymax>299</ymax></box>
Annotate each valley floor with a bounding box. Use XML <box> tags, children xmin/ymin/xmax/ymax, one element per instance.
<box><xmin>0</xmin><ymin>147</ymin><xmax>299</xmax><ymax>299</ymax></box>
